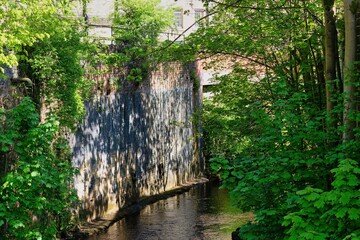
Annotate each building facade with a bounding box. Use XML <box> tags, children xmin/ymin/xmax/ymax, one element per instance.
<box><xmin>79</xmin><ymin>0</ymin><xmax>208</xmax><ymax>43</ymax></box>
<box><xmin>159</xmin><ymin>0</ymin><xmax>207</xmax><ymax>41</ymax></box>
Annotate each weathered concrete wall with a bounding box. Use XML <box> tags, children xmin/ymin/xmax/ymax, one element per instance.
<box><xmin>70</xmin><ymin>63</ymin><xmax>202</xmax><ymax>220</ymax></box>
<box><xmin>0</xmin><ymin>68</ymin><xmax>12</xmax><ymax>108</ymax></box>
<box><xmin>0</xmin><ymin>66</ymin><xmax>34</xmax><ymax>109</ymax></box>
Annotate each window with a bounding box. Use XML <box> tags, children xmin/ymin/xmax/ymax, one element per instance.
<box><xmin>174</xmin><ymin>9</ymin><xmax>183</xmax><ymax>29</ymax></box>
<box><xmin>194</xmin><ymin>9</ymin><xmax>205</xmax><ymax>28</ymax></box>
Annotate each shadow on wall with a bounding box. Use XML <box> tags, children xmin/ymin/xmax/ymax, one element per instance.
<box><xmin>70</xmin><ymin>63</ymin><xmax>201</xmax><ymax>221</ymax></box>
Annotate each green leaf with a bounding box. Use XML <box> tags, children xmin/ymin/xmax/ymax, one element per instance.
<box><xmin>348</xmin><ymin>208</ymin><xmax>359</xmax><ymax>220</ymax></box>
<box><xmin>336</xmin><ymin>208</ymin><xmax>347</xmax><ymax>218</ymax></box>
<box><xmin>0</xmin><ymin>145</ymin><xmax>9</xmax><ymax>151</ymax></box>
<box><xmin>314</xmin><ymin>198</ymin><xmax>325</xmax><ymax>209</ymax></box>
<box><xmin>347</xmin><ymin>174</ymin><xmax>360</xmax><ymax>186</ymax></box>
<box><xmin>340</xmin><ymin>192</ymin><xmax>352</xmax><ymax>205</ymax></box>
<box><xmin>31</xmin><ymin>171</ymin><xmax>40</xmax><ymax>177</ymax></box>
<box><xmin>13</xmin><ymin>221</ymin><xmax>25</xmax><ymax>229</ymax></box>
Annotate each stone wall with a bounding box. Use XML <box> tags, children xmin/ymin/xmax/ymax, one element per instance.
<box><xmin>0</xmin><ymin>66</ymin><xmax>21</xmax><ymax>109</ymax></box>
<box><xmin>69</xmin><ymin>63</ymin><xmax>202</xmax><ymax>220</ymax></box>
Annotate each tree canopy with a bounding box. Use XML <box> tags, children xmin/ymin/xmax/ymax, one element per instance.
<box><xmin>189</xmin><ymin>0</ymin><xmax>360</xmax><ymax>239</ymax></box>
<box><xmin>0</xmin><ymin>0</ymin><xmax>75</xmax><ymax>73</ymax></box>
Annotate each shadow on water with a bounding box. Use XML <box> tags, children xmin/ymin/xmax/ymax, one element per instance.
<box><xmin>87</xmin><ymin>181</ymin><xmax>253</xmax><ymax>240</ymax></box>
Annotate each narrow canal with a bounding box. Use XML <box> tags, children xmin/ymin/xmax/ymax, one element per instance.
<box><xmin>87</xmin><ymin>181</ymin><xmax>252</xmax><ymax>240</ymax></box>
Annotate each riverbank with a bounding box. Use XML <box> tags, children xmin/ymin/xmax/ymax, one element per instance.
<box><xmin>76</xmin><ymin>178</ymin><xmax>209</xmax><ymax>238</ymax></box>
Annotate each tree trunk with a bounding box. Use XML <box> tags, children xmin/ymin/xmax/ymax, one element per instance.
<box><xmin>323</xmin><ymin>0</ymin><xmax>338</xmax><ymax>132</ymax></box>
<box><xmin>343</xmin><ymin>0</ymin><xmax>359</xmax><ymax>142</ymax></box>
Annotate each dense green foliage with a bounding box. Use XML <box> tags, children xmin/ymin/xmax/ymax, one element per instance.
<box><xmin>23</xmin><ymin>27</ymin><xmax>96</xmax><ymax>129</ymax></box>
<box><xmin>0</xmin><ymin>98</ymin><xmax>77</xmax><ymax>239</ymax></box>
<box><xmin>0</xmin><ymin>1</ymin><xmax>98</xmax><ymax>238</ymax></box>
<box><xmin>191</xmin><ymin>0</ymin><xmax>360</xmax><ymax>239</ymax></box>
<box><xmin>0</xmin><ymin>0</ymin><xmax>77</xmax><ymax>74</ymax></box>
<box><xmin>1</xmin><ymin>0</ymin><xmax>97</xmax><ymax>128</ymax></box>
<box><xmin>110</xmin><ymin>0</ymin><xmax>173</xmax><ymax>82</ymax></box>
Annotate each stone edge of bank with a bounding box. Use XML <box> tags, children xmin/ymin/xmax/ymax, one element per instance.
<box><xmin>78</xmin><ymin>178</ymin><xmax>209</xmax><ymax>237</ymax></box>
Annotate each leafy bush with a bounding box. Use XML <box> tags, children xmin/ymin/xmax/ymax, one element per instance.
<box><xmin>198</xmin><ymin>0</ymin><xmax>360</xmax><ymax>238</ymax></box>
<box><xmin>284</xmin><ymin>144</ymin><xmax>360</xmax><ymax>240</ymax></box>
<box><xmin>204</xmin><ymin>72</ymin><xmax>359</xmax><ymax>239</ymax></box>
<box><xmin>23</xmin><ymin>26</ymin><xmax>97</xmax><ymax>129</ymax></box>
<box><xmin>0</xmin><ymin>98</ymin><xmax>78</xmax><ymax>239</ymax></box>
<box><xmin>111</xmin><ymin>0</ymin><xmax>173</xmax><ymax>83</ymax></box>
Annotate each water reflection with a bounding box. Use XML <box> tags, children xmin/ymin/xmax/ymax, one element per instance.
<box><xmin>87</xmin><ymin>181</ymin><xmax>252</xmax><ymax>240</ymax></box>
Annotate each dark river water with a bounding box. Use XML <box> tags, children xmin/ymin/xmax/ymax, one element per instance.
<box><xmin>87</xmin><ymin>181</ymin><xmax>252</xmax><ymax>240</ymax></box>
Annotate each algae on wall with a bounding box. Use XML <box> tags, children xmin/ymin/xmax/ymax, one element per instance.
<box><xmin>70</xmin><ymin>63</ymin><xmax>202</xmax><ymax>220</ymax></box>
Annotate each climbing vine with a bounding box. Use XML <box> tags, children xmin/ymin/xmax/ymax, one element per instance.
<box><xmin>23</xmin><ymin>27</ymin><xmax>97</xmax><ymax>129</ymax></box>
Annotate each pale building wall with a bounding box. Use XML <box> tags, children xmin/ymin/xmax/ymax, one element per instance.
<box><xmin>86</xmin><ymin>0</ymin><xmax>114</xmax><ymax>22</ymax></box>
<box><xmin>72</xmin><ymin>0</ymin><xmax>114</xmax><ymax>43</ymax></box>
<box><xmin>77</xmin><ymin>0</ymin><xmax>208</xmax><ymax>43</ymax></box>
<box><xmin>160</xmin><ymin>0</ymin><xmax>207</xmax><ymax>41</ymax></box>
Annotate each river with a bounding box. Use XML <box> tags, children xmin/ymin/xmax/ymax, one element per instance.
<box><xmin>87</xmin><ymin>181</ymin><xmax>252</xmax><ymax>240</ymax></box>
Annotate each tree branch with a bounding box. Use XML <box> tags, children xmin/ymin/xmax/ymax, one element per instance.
<box><xmin>205</xmin><ymin>0</ymin><xmax>300</xmax><ymax>11</ymax></box>
<box><xmin>152</xmin><ymin>10</ymin><xmax>219</xmax><ymax>54</ymax></box>
<box><xmin>197</xmin><ymin>50</ymin><xmax>274</xmax><ymax>70</ymax></box>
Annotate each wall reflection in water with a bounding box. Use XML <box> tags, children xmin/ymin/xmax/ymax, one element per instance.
<box><xmin>88</xmin><ymin>182</ymin><xmax>253</xmax><ymax>240</ymax></box>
